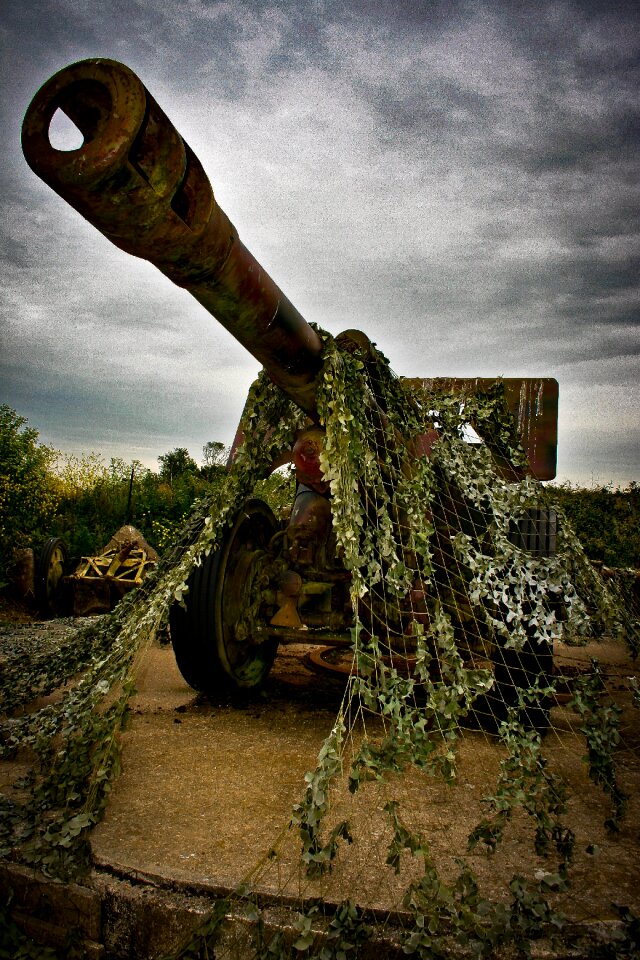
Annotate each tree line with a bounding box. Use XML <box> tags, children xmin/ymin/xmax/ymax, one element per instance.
<box><xmin>0</xmin><ymin>405</ymin><xmax>229</xmax><ymax>587</ymax></box>
<box><xmin>0</xmin><ymin>403</ymin><xmax>638</xmax><ymax>591</ymax></box>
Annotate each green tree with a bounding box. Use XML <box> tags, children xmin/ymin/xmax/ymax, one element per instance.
<box><xmin>201</xmin><ymin>440</ymin><xmax>229</xmax><ymax>482</ymax></box>
<box><xmin>157</xmin><ymin>447</ymin><xmax>198</xmax><ymax>483</ymax></box>
<box><xmin>48</xmin><ymin>452</ymin><xmax>149</xmax><ymax>558</ymax></box>
<box><xmin>0</xmin><ymin>405</ymin><xmax>59</xmax><ymax>583</ymax></box>
<box><xmin>202</xmin><ymin>440</ymin><xmax>227</xmax><ymax>468</ymax></box>
<box><xmin>551</xmin><ymin>482</ymin><xmax>640</xmax><ymax>568</ymax></box>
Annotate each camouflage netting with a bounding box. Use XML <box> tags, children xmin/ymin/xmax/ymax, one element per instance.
<box><xmin>1</xmin><ymin>331</ymin><xmax>638</xmax><ymax>958</ymax></box>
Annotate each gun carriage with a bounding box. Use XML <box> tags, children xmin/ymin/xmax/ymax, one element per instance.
<box><xmin>22</xmin><ymin>60</ymin><xmax>559</xmax><ymax>720</ymax></box>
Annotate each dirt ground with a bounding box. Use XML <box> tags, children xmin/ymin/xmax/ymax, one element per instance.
<box><xmin>1</xmin><ymin>601</ymin><xmax>639</xmax><ymax>942</ymax></box>
<box><xmin>87</xmin><ymin>638</ymin><xmax>640</xmax><ymax>924</ymax></box>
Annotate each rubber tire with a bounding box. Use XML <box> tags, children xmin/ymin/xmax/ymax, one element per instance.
<box><xmin>35</xmin><ymin>537</ymin><xmax>69</xmax><ymax>618</ymax></box>
<box><xmin>169</xmin><ymin>499</ymin><xmax>279</xmax><ymax>696</ymax></box>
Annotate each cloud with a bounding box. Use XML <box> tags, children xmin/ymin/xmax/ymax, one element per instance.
<box><xmin>0</xmin><ymin>0</ymin><xmax>638</xmax><ymax>482</ymax></box>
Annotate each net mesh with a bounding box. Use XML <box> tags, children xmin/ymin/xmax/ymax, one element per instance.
<box><xmin>1</xmin><ymin>332</ymin><xmax>638</xmax><ymax>958</ymax></box>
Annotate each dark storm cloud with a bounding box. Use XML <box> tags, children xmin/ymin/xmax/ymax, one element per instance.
<box><xmin>0</xmin><ymin>234</ymin><xmax>31</xmax><ymax>271</ymax></box>
<box><xmin>505</xmin><ymin>121</ymin><xmax>638</xmax><ymax>176</ymax></box>
<box><xmin>0</xmin><ymin>0</ymin><xmax>638</xmax><ymax>484</ymax></box>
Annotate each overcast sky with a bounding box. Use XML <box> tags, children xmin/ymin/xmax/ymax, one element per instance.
<box><xmin>1</xmin><ymin>0</ymin><xmax>638</xmax><ymax>486</ymax></box>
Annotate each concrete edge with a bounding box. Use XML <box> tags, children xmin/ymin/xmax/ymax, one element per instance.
<box><xmin>0</xmin><ymin>857</ymin><xmax>630</xmax><ymax>959</ymax></box>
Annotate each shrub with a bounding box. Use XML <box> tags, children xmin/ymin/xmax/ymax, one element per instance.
<box><xmin>551</xmin><ymin>482</ymin><xmax>640</xmax><ymax>569</ymax></box>
<box><xmin>0</xmin><ymin>405</ymin><xmax>59</xmax><ymax>585</ymax></box>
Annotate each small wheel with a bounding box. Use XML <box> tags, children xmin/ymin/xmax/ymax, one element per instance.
<box><xmin>170</xmin><ymin>499</ymin><xmax>279</xmax><ymax>695</ymax></box>
<box><xmin>35</xmin><ymin>537</ymin><xmax>69</xmax><ymax>618</ymax></box>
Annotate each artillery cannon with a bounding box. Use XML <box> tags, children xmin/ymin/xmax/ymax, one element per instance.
<box><xmin>22</xmin><ymin>60</ymin><xmax>559</xmax><ymax>719</ymax></box>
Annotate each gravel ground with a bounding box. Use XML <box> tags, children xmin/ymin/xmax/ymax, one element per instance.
<box><xmin>0</xmin><ymin>615</ymin><xmax>87</xmax><ymax>660</ymax></box>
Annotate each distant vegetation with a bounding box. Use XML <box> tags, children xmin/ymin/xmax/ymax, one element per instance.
<box><xmin>0</xmin><ymin>404</ymin><xmax>638</xmax><ymax>589</ymax></box>
<box><xmin>0</xmin><ymin>404</ymin><xmax>235</xmax><ymax>587</ymax></box>
<box><xmin>550</xmin><ymin>480</ymin><xmax>640</xmax><ymax>570</ymax></box>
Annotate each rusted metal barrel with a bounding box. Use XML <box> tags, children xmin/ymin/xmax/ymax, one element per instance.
<box><xmin>21</xmin><ymin>58</ymin><xmax>323</xmax><ymax>417</ymax></box>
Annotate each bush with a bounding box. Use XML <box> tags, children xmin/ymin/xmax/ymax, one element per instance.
<box><xmin>5</xmin><ymin>402</ymin><xmax>634</xmax><ymax>593</ymax></box>
<box><xmin>50</xmin><ymin>446</ymin><xmax>233</xmax><ymax>560</ymax></box>
<box><xmin>0</xmin><ymin>407</ymin><xmax>235</xmax><ymax>584</ymax></box>
<box><xmin>0</xmin><ymin>405</ymin><xmax>59</xmax><ymax>585</ymax></box>
<box><xmin>551</xmin><ymin>482</ymin><xmax>640</xmax><ymax>569</ymax></box>
<box><xmin>48</xmin><ymin>454</ymin><xmax>125</xmax><ymax>555</ymax></box>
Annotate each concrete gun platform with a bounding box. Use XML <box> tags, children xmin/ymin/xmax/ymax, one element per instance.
<box><xmin>1</xmin><ymin>621</ymin><xmax>639</xmax><ymax>958</ymax></box>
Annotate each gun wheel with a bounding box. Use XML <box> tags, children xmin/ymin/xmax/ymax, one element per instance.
<box><xmin>170</xmin><ymin>499</ymin><xmax>279</xmax><ymax>696</ymax></box>
<box><xmin>35</xmin><ymin>537</ymin><xmax>69</xmax><ymax>618</ymax></box>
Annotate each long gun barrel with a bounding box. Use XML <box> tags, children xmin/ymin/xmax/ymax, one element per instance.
<box><xmin>21</xmin><ymin>58</ymin><xmax>323</xmax><ymax>417</ymax></box>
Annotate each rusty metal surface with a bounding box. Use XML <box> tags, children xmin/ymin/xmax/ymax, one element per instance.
<box><xmin>21</xmin><ymin>59</ymin><xmax>559</xmax><ymax>479</ymax></box>
<box><xmin>65</xmin><ymin>525</ymin><xmax>157</xmax><ymax>616</ymax></box>
<box><xmin>404</xmin><ymin>377</ymin><xmax>559</xmax><ymax>481</ymax></box>
<box><xmin>21</xmin><ymin>61</ymin><xmax>564</xmax><ymax>694</ymax></box>
<box><xmin>291</xmin><ymin>426</ymin><xmax>328</xmax><ymax>492</ymax></box>
<box><xmin>22</xmin><ymin>58</ymin><xmax>323</xmax><ymax>417</ymax></box>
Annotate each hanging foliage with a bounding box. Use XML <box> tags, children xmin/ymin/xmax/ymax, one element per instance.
<box><xmin>1</xmin><ymin>331</ymin><xmax>637</xmax><ymax>957</ymax></box>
